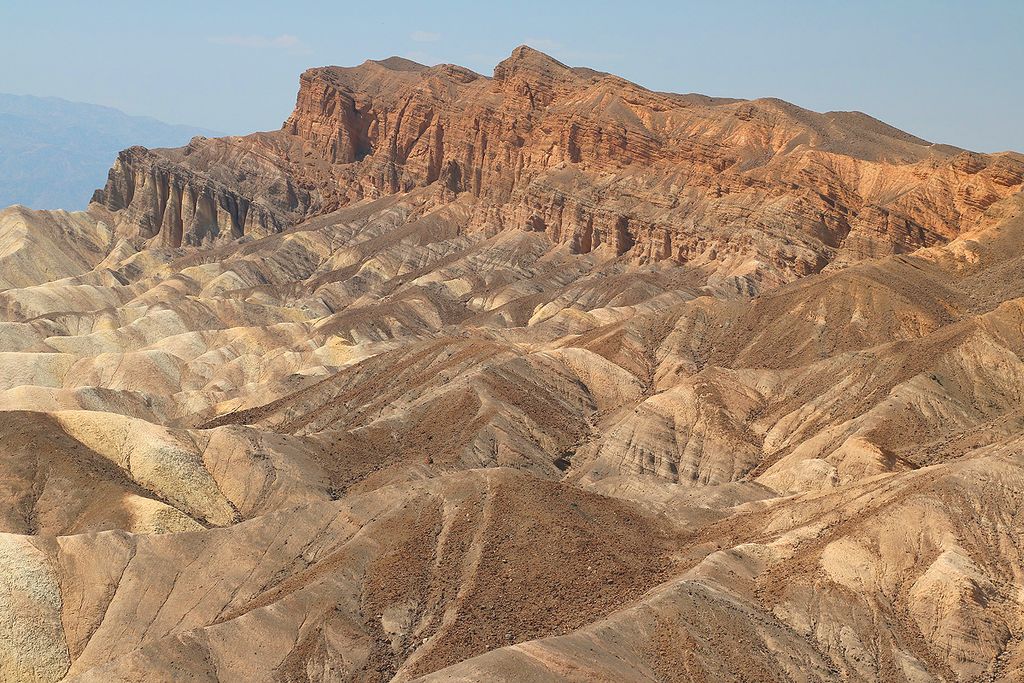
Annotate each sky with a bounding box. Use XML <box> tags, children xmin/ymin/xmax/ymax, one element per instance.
<box><xmin>1</xmin><ymin>0</ymin><xmax>1021</xmax><ymax>152</ymax></box>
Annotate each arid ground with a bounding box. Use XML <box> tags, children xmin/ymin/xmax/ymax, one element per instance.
<box><xmin>2</xmin><ymin>47</ymin><xmax>1024</xmax><ymax>682</ymax></box>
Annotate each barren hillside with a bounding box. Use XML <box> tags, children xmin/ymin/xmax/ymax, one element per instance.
<box><xmin>1</xmin><ymin>47</ymin><xmax>1023</xmax><ymax>682</ymax></box>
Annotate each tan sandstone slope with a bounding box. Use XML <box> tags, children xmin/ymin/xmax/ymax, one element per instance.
<box><xmin>0</xmin><ymin>47</ymin><xmax>1023</xmax><ymax>682</ymax></box>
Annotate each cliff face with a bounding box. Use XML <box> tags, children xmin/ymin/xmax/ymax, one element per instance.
<box><xmin>92</xmin><ymin>146</ymin><xmax>283</xmax><ymax>246</ymax></box>
<box><xmin>91</xmin><ymin>46</ymin><xmax>1024</xmax><ymax>291</ymax></box>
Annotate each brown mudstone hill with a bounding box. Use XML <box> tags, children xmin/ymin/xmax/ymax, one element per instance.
<box><xmin>1</xmin><ymin>47</ymin><xmax>1024</xmax><ymax>682</ymax></box>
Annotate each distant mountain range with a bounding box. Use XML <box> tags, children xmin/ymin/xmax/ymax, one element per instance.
<box><xmin>0</xmin><ymin>93</ymin><xmax>218</xmax><ymax>210</ymax></box>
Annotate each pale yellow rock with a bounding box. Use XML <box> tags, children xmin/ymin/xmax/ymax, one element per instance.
<box><xmin>0</xmin><ymin>534</ymin><xmax>70</xmax><ymax>682</ymax></box>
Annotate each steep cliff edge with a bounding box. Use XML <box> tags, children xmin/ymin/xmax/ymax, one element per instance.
<box><xmin>89</xmin><ymin>45</ymin><xmax>1024</xmax><ymax>291</ymax></box>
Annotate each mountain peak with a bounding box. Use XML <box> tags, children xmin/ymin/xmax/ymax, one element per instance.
<box><xmin>366</xmin><ymin>56</ymin><xmax>429</xmax><ymax>72</ymax></box>
<box><xmin>494</xmin><ymin>45</ymin><xmax>571</xmax><ymax>79</ymax></box>
<box><xmin>493</xmin><ymin>45</ymin><xmax>576</xmax><ymax>107</ymax></box>
<box><xmin>504</xmin><ymin>45</ymin><xmax>570</xmax><ymax>69</ymax></box>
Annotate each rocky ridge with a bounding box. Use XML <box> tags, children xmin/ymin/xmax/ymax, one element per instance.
<box><xmin>92</xmin><ymin>46</ymin><xmax>1024</xmax><ymax>293</ymax></box>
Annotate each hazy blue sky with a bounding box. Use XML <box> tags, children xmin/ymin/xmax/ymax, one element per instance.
<box><xmin>1</xmin><ymin>1</ymin><xmax>1021</xmax><ymax>152</ymax></box>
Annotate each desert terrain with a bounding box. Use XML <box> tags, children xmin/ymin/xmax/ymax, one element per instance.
<box><xmin>1</xmin><ymin>46</ymin><xmax>1023</xmax><ymax>682</ymax></box>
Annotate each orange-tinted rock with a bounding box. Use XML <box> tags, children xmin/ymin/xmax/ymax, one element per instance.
<box><xmin>91</xmin><ymin>47</ymin><xmax>1024</xmax><ymax>292</ymax></box>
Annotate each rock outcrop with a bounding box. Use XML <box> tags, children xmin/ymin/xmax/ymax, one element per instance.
<box><xmin>90</xmin><ymin>46</ymin><xmax>1023</xmax><ymax>292</ymax></box>
<box><xmin>92</xmin><ymin>146</ymin><xmax>285</xmax><ymax>246</ymax></box>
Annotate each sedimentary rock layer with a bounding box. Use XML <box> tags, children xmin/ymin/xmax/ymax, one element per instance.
<box><xmin>92</xmin><ymin>47</ymin><xmax>1023</xmax><ymax>295</ymax></box>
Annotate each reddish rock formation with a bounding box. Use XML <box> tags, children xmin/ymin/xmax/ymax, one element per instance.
<box><xmin>91</xmin><ymin>46</ymin><xmax>1024</xmax><ymax>291</ymax></box>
